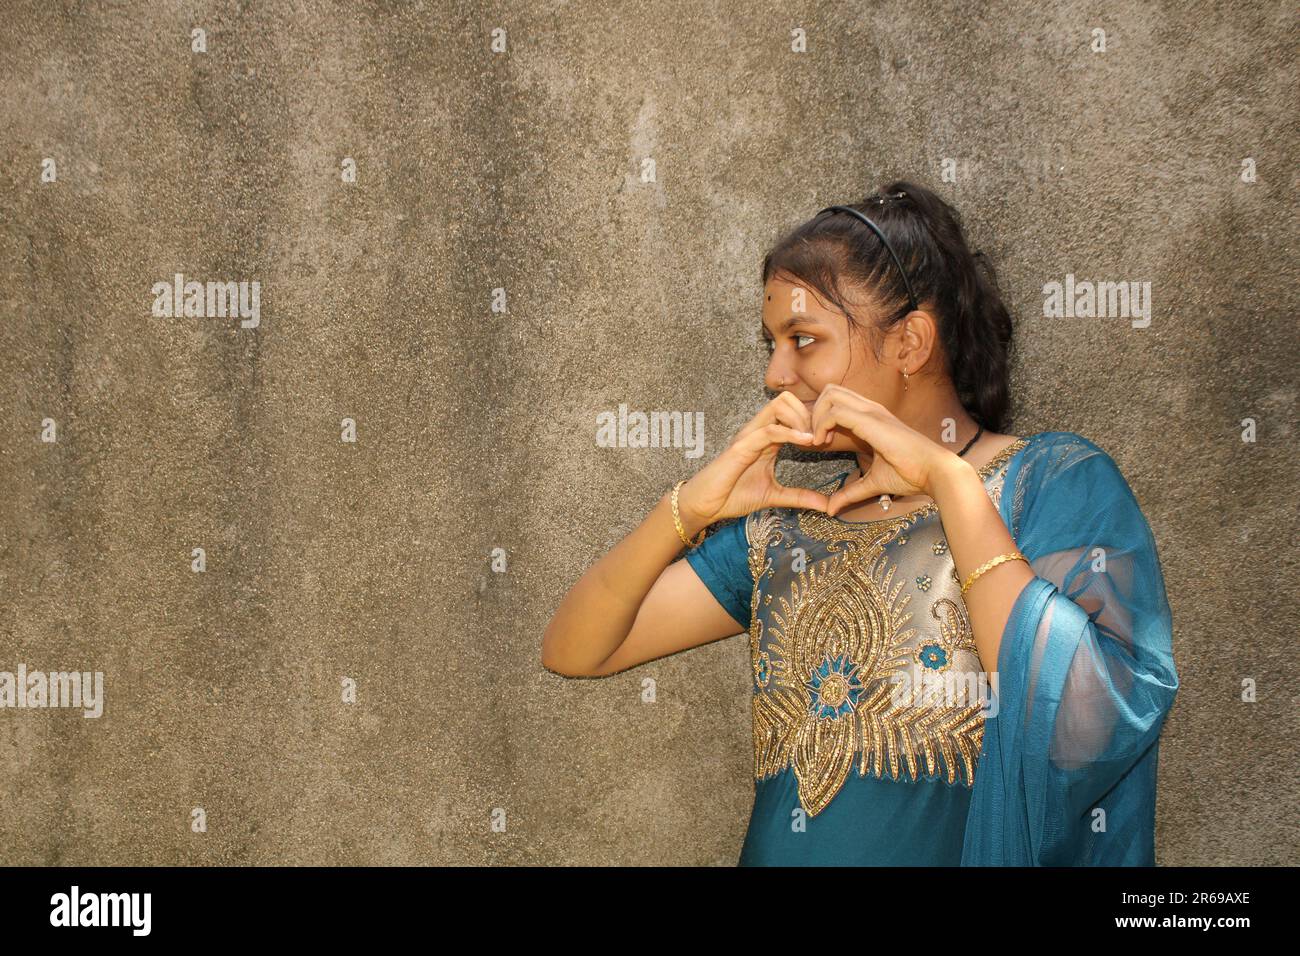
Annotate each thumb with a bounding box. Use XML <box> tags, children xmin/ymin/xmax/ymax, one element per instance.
<box><xmin>767</xmin><ymin>486</ymin><xmax>831</xmax><ymax>513</ymax></box>
<box><xmin>826</xmin><ymin>474</ymin><xmax>883</xmax><ymax>517</ymax></box>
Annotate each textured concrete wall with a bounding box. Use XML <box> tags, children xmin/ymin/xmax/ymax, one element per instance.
<box><xmin>1</xmin><ymin>1</ymin><xmax>1295</xmax><ymax>865</ymax></box>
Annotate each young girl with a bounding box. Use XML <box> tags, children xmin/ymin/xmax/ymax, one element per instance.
<box><xmin>541</xmin><ymin>181</ymin><xmax>1179</xmax><ymax>866</ymax></box>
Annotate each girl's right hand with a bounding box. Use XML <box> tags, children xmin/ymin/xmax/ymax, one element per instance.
<box><xmin>676</xmin><ymin>391</ymin><xmax>832</xmax><ymax>533</ymax></box>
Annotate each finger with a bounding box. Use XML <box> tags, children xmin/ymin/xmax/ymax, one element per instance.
<box><xmin>817</xmin><ymin>383</ymin><xmax>876</xmax><ymax>413</ymax></box>
<box><xmin>738</xmin><ymin>390</ymin><xmax>812</xmax><ymax>439</ymax></box>
<box><xmin>737</xmin><ymin>422</ymin><xmax>817</xmax><ymax>457</ymax></box>
<box><xmin>766</xmin><ymin>487</ymin><xmax>831</xmax><ymax>513</ymax></box>
<box><xmin>814</xmin><ymin>402</ymin><xmax>881</xmax><ymax>447</ymax></box>
<box><xmin>808</xmin><ymin>389</ymin><xmax>834</xmax><ymax>444</ymax></box>
<box><xmin>765</xmin><ymin>391</ymin><xmax>814</xmax><ymax>436</ymax></box>
<box><xmin>779</xmin><ymin>390</ymin><xmax>814</xmax><ymax>432</ymax></box>
<box><xmin>810</xmin><ymin>388</ymin><xmax>880</xmax><ymax>443</ymax></box>
<box><xmin>826</xmin><ymin>473</ymin><xmax>883</xmax><ymax>516</ymax></box>
<box><xmin>735</xmin><ymin>395</ymin><xmax>782</xmax><ymax>439</ymax></box>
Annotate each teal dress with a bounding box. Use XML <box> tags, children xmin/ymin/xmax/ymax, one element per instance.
<box><xmin>684</xmin><ymin>432</ymin><xmax>1178</xmax><ymax>866</ymax></box>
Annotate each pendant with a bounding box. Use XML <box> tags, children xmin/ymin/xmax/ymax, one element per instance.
<box><xmin>878</xmin><ymin>494</ymin><xmax>891</xmax><ymax>512</ymax></box>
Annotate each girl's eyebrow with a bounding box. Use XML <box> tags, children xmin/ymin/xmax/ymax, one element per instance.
<box><xmin>761</xmin><ymin>315</ymin><xmax>822</xmax><ymax>336</ymax></box>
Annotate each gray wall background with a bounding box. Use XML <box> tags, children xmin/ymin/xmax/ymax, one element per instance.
<box><xmin>1</xmin><ymin>1</ymin><xmax>1296</xmax><ymax>865</ymax></box>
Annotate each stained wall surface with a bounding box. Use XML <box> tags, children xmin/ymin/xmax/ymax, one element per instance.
<box><xmin>1</xmin><ymin>1</ymin><xmax>1296</xmax><ymax>865</ymax></box>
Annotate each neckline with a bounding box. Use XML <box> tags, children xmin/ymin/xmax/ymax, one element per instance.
<box><xmin>817</xmin><ymin>433</ymin><xmax>1036</xmax><ymax>527</ymax></box>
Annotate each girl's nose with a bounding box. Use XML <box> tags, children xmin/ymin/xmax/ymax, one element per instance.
<box><xmin>765</xmin><ymin>357</ymin><xmax>795</xmax><ymax>392</ymax></box>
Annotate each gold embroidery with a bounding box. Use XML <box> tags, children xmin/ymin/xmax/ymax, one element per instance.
<box><xmin>796</xmin><ymin>476</ymin><xmax>923</xmax><ymax>549</ymax></box>
<box><xmin>753</xmin><ymin>543</ymin><xmax>924</xmax><ymax>815</ymax></box>
<box><xmin>1010</xmin><ymin>459</ymin><xmax>1029</xmax><ymax>537</ymax></box>
<box><xmin>744</xmin><ymin>508</ymin><xmax>786</xmax><ymax>668</ymax></box>
<box><xmin>1009</xmin><ymin>436</ymin><xmax>1046</xmax><ymax>537</ymax></box>
<box><xmin>915</xmin><ymin>597</ymin><xmax>978</xmax><ymax>672</ymax></box>
<box><xmin>742</xmin><ymin>438</ymin><xmax>1031</xmax><ymax>818</ymax></box>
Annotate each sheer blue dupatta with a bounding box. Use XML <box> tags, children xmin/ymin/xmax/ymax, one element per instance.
<box><xmin>961</xmin><ymin>432</ymin><xmax>1180</xmax><ymax>866</ymax></box>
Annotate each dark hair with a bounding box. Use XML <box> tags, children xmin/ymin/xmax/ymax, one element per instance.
<box><xmin>760</xmin><ymin>179</ymin><xmax>1014</xmax><ymax>433</ymax></box>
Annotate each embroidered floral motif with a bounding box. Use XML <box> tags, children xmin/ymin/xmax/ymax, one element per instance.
<box><xmin>912</xmin><ymin>598</ymin><xmax>979</xmax><ymax>674</ymax></box>
<box><xmin>915</xmin><ymin>574</ymin><xmax>932</xmax><ymax>591</ymax></box>
<box><xmin>806</xmin><ymin>653</ymin><xmax>866</xmax><ymax>719</ymax></box>
<box><xmin>918</xmin><ymin>644</ymin><xmax>949</xmax><ymax>669</ymax></box>
<box><xmin>933</xmin><ymin>538</ymin><xmax>948</xmax><ymax>555</ymax></box>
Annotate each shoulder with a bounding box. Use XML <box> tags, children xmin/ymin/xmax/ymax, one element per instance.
<box><xmin>701</xmin><ymin>514</ymin><xmax>748</xmax><ymax>549</ymax></box>
<box><xmin>1016</xmin><ymin>430</ymin><xmax>1123</xmax><ymax>476</ymax></box>
<box><xmin>1021</xmin><ymin>429</ymin><xmax>1100</xmax><ymax>454</ymax></box>
<box><xmin>685</xmin><ymin>515</ymin><xmax>752</xmax><ymax>582</ymax></box>
<box><xmin>1014</xmin><ymin>430</ymin><xmax>1145</xmax><ymax>517</ymax></box>
<box><xmin>1007</xmin><ymin>431</ymin><xmax>1141</xmax><ymax>529</ymax></box>
<box><xmin>1009</xmin><ymin>432</ymin><xmax>1165</xmax><ymax>568</ymax></box>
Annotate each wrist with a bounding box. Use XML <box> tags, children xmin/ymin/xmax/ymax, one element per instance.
<box><xmin>669</xmin><ymin>480</ymin><xmax>712</xmax><ymax>542</ymax></box>
<box><xmin>927</xmin><ymin>452</ymin><xmax>979</xmax><ymax>500</ymax></box>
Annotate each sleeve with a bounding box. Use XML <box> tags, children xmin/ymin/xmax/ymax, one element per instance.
<box><xmin>682</xmin><ymin>516</ymin><xmax>754</xmax><ymax>632</ymax></box>
<box><xmin>961</xmin><ymin>433</ymin><xmax>1180</xmax><ymax>866</ymax></box>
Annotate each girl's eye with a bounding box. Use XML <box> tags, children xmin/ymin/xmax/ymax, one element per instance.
<box><xmin>763</xmin><ymin>335</ymin><xmax>815</xmax><ymax>353</ymax></box>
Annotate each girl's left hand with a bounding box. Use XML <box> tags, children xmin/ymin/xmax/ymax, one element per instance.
<box><xmin>809</xmin><ymin>384</ymin><xmax>962</xmax><ymax>517</ymax></box>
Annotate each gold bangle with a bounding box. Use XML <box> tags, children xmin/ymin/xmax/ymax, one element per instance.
<box><xmin>960</xmin><ymin>551</ymin><xmax>1029</xmax><ymax>596</ymax></box>
<box><xmin>671</xmin><ymin>479</ymin><xmax>706</xmax><ymax>548</ymax></box>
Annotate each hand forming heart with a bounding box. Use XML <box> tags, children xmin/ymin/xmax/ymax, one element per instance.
<box><xmin>675</xmin><ymin>386</ymin><xmax>963</xmax><ymax>534</ymax></box>
<box><xmin>807</xmin><ymin>384</ymin><xmax>955</xmax><ymax>517</ymax></box>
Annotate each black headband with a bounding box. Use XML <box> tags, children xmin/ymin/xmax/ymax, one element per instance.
<box><xmin>817</xmin><ymin>196</ymin><xmax>918</xmax><ymax>313</ymax></box>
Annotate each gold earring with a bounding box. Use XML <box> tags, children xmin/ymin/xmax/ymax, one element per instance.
<box><xmin>903</xmin><ymin>370</ymin><xmax>909</xmax><ymax>391</ymax></box>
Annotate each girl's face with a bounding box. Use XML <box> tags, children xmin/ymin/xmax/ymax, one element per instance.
<box><xmin>761</xmin><ymin>274</ymin><xmax>895</xmax><ymax>453</ymax></box>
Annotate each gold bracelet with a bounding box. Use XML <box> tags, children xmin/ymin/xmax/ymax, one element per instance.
<box><xmin>960</xmin><ymin>551</ymin><xmax>1029</xmax><ymax>596</ymax></box>
<box><xmin>671</xmin><ymin>479</ymin><xmax>706</xmax><ymax>548</ymax></box>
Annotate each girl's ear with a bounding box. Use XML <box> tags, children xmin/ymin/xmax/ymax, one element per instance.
<box><xmin>895</xmin><ymin>309</ymin><xmax>939</xmax><ymax>371</ymax></box>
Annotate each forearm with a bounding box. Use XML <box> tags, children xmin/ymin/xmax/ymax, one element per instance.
<box><xmin>928</xmin><ymin>458</ymin><xmax>1036</xmax><ymax>675</ymax></box>
<box><xmin>541</xmin><ymin>488</ymin><xmax>707</xmax><ymax>675</ymax></box>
